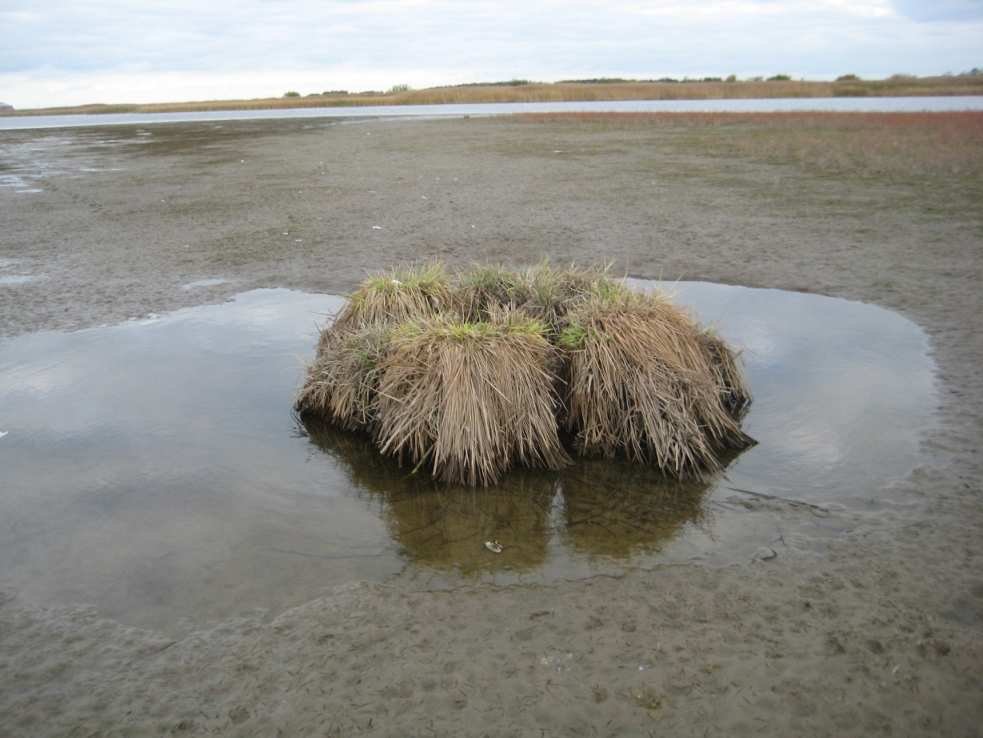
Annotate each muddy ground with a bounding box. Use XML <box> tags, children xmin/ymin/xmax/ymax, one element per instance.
<box><xmin>1</xmin><ymin>117</ymin><xmax>981</xmax><ymax>736</ymax></box>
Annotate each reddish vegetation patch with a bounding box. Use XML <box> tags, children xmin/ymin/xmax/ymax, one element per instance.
<box><xmin>515</xmin><ymin>112</ymin><xmax>983</xmax><ymax>179</ymax></box>
<box><xmin>516</xmin><ymin>111</ymin><xmax>983</xmax><ymax>128</ymax></box>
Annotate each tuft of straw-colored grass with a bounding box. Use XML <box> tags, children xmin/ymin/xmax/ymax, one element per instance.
<box><xmin>513</xmin><ymin>262</ymin><xmax>630</xmax><ymax>330</ymax></box>
<box><xmin>295</xmin><ymin>324</ymin><xmax>391</xmax><ymax>431</ymax></box>
<box><xmin>453</xmin><ymin>264</ymin><xmax>524</xmax><ymax>322</ymax></box>
<box><xmin>375</xmin><ymin>310</ymin><xmax>569</xmax><ymax>486</ymax></box>
<box><xmin>562</xmin><ymin>290</ymin><xmax>753</xmax><ymax>478</ymax></box>
<box><xmin>334</xmin><ymin>263</ymin><xmax>451</xmax><ymax>330</ymax></box>
<box><xmin>697</xmin><ymin>329</ymin><xmax>752</xmax><ymax>419</ymax></box>
<box><xmin>454</xmin><ymin>262</ymin><xmax>631</xmax><ymax>332</ymax></box>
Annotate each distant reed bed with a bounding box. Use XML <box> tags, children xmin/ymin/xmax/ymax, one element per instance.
<box><xmin>8</xmin><ymin>75</ymin><xmax>983</xmax><ymax>117</ymax></box>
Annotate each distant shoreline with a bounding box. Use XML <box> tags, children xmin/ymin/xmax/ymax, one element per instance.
<box><xmin>5</xmin><ymin>75</ymin><xmax>983</xmax><ymax>117</ymax></box>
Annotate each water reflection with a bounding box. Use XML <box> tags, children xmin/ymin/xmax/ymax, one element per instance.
<box><xmin>303</xmin><ymin>421</ymin><xmax>712</xmax><ymax>573</ymax></box>
<box><xmin>558</xmin><ymin>464</ymin><xmax>710</xmax><ymax>559</ymax></box>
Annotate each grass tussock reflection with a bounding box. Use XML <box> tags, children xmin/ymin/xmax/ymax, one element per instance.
<box><xmin>300</xmin><ymin>418</ymin><xmax>714</xmax><ymax>573</ymax></box>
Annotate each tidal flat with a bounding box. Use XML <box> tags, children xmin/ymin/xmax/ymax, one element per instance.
<box><xmin>1</xmin><ymin>114</ymin><xmax>981</xmax><ymax>736</ymax></box>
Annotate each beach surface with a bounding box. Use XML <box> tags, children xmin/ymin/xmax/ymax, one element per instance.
<box><xmin>1</xmin><ymin>116</ymin><xmax>981</xmax><ymax>737</ymax></box>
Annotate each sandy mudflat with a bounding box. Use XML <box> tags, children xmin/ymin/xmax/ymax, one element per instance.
<box><xmin>1</xmin><ymin>117</ymin><xmax>982</xmax><ymax>736</ymax></box>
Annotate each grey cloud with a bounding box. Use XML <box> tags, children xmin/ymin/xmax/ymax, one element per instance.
<box><xmin>892</xmin><ymin>0</ymin><xmax>983</xmax><ymax>21</ymax></box>
<box><xmin>2</xmin><ymin>0</ymin><xmax>983</xmax><ymax>106</ymax></box>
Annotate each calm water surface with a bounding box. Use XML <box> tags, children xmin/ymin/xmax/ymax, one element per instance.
<box><xmin>2</xmin><ymin>96</ymin><xmax>982</xmax><ymax>130</ymax></box>
<box><xmin>0</xmin><ymin>283</ymin><xmax>936</xmax><ymax>631</ymax></box>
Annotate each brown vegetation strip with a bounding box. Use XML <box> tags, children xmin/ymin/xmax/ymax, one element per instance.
<box><xmin>7</xmin><ymin>75</ymin><xmax>983</xmax><ymax>116</ymax></box>
<box><xmin>514</xmin><ymin>111</ymin><xmax>983</xmax><ymax>179</ymax></box>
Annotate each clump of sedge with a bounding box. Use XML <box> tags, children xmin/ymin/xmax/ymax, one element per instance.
<box><xmin>297</xmin><ymin>262</ymin><xmax>754</xmax><ymax>485</ymax></box>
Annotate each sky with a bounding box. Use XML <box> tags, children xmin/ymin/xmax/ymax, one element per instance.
<box><xmin>1</xmin><ymin>0</ymin><xmax>982</xmax><ymax>108</ymax></box>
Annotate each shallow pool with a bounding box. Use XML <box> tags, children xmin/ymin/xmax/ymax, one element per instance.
<box><xmin>0</xmin><ymin>282</ymin><xmax>937</xmax><ymax>630</ymax></box>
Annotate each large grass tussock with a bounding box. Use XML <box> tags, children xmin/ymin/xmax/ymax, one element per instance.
<box><xmin>297</xmin><ymin>263</ymin><xmax>754</xmax><ymax>485</ymax></box>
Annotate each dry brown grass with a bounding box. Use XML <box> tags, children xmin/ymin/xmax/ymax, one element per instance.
<box><xmin>374</xmin><ymin>311</ymin><xmax>569</xmax><ymax>486</ymax></box>
<box><xmin>512</xmin><ymin>263</ymin><xmax>628</xmax><ymax>330</ymax></box>
<box><xmin>561</xmin><ymin>291</ymin><xmax>753</xmax><ymax>478</ymax></box>
<box><xmin>453</xmin><ymin>262</ymin><xmax>628</xmax><ymax>330</ymax></box>
<box><xmin>8</xmin><ymin>75</ymin><xmax>982</xmax><ymax>117</ymax></box>
<box><xmin>298</xmin><ymin>263</ymin><xmax>753</xmax><ymax>485</ymax></box>
<box><xmin>297</xmin><ymin>264</ymin><xmax>450</xmax><ymax>430</ymax></box>
<box><xmin>294</xmin><ymin>325</ymin><xmax>390</xmax><ymax>431</ymax></box>
<box><xmin>333</xmin><ymin>263</ymin><xmax>451</xmax><ymax>330</ymax></box>
<box><xmin>698</xmin><ymin>329</ymin><xmax>753</xmax><ymax>420</ymax></box>
<box><xmin>452</xmin><ymin>264</ymin><xmax>524</xmax><ymax>323</ymax></box>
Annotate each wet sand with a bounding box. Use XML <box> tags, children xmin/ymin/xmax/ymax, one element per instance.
<box><xmin>1</xmin><ymin>117</ymin><xmax>982</xmax><ymax>736</ymax></box>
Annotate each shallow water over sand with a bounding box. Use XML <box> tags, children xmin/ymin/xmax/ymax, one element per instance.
<box><xmin>0</xmin><ymin>283</ymin><xmax>936</xmax><ymax>630</ymax></box>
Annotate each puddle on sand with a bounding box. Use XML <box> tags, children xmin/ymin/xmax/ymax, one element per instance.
<box><xmin>0</xmin><ymin>275</ymin><xmax>41</xmax><ymax>286</ymax></box>
<box><xmin>0</xmin><ymin>283</ymin><xmax>936</xmax><ymax>632</ymax></box>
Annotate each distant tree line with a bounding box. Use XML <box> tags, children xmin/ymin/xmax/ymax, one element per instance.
<box><xmin>280</xmin><ymin>68</ymin><xmax>983</xmax><ymax>99</ymax></box>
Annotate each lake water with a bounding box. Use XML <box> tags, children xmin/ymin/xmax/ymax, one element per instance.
<box><xmin>0</xmin><ymin>283</ymin><xmax>936</xmax><ymax>631</ymax></box>
<box><xmin>2</xmin><ymin>96</ymin><xmax>982</xmax><ymax>131</ymax></box>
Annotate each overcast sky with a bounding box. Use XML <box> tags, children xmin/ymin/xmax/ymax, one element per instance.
<box><xmin>2</xmin><ymin>0</ymin><xmax>982</xmax><ymax>108</ymax></box>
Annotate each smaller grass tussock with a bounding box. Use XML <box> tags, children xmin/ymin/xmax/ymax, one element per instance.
<box><xmin>295</xmin><ymin>325</ymin><xmax>391</xmax><ymax>431</ymax></box>
<box><xmin>452</xmin><ymin>262</ymin><xmax>629</xmax><ymax>332</ymax></box>
<box><xmin>297</xmin><ymin>262</ymin><xmax>754</xmax><ymax>485</ymax></box>
<box><xmin>561</xmin><ymin>291</ymin><xmax>753</xmax><ymax>478</ymax></box>
<box><xmin>512</xmin><ymin>262</ymin><xmax>630</xmax><ymax>331</ymax></box>
<box><xmin>513</xmin><ymin>262</ymin><xmax>599</xmax><ymax>328</ymax></box>
<box><xmin>375</xmin><ymin>311</ymin><xmax>569</xmax><ymax>486</ymax></box>
<box><xmin>333</xmin><ymin>263</ymin><xmax>451</xmax><ymax>329</ymax></box>
<box><xmin>453</xmin><ymin>264</ymin><xmax>524</xmax><ymax>322</ymax></box>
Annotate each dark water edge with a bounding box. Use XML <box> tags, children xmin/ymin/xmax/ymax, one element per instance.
<box><xmin>0</xmin><ymin>283</ymin><xmax>937</xmax><ymax>631</ymax></box>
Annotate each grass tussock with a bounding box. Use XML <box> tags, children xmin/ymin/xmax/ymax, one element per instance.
<box><xmin>295</xmin><ymin>325</ymin><xmax>391</xmax><ymax>430</ymax></box>
<box><xmin>453</xmin><ymin>264</ymin><xmax>523</xmax><ymax>322</ymax></box>
<box><xmin>453</xmin><ymin>261</ymin><xmax>629</xmax><ymax>330</ymax></box>
<box><xmin>375</xmin><ymin>311</ymin><xmax>569</xmax><ymax>486</ymax></box>
<box><xmin>333</xmin><ymin>263</ymin><xmax>451</xmax><ymax>330</ymax></box>
<box><xmin>513</xmin><ymin>262</ymin><xmax>629</xmax><ymax>329</ymax></box>
<box><xmin>562</xmin><ymin>291</ymin><xmax>753</xmax><ymax>477</ymax></box>
<box><xmin>297</xmin><ymin>262</ymin><xmax>754</xmax><ymax>485</ymax></box>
